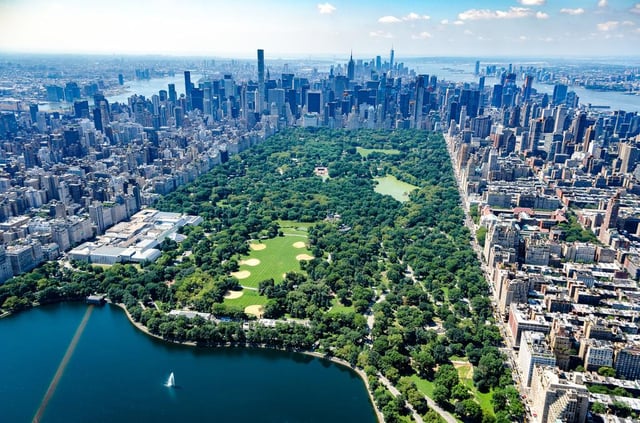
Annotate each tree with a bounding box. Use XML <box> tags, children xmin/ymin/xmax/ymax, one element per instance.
<box><xmin>411</xmin><ymin>346</ymin><xmax>435</xmax><ymax>378</ymax></box>
<box><xmin>451</xmin><ymin>383</ymin><xmax>471</xmax><ymax>401</ymax></box>
<box><xmin>432</xmin><ymin>384</ymin><xmax>450</xmax><ymax>406</ymax></box>
<box><xmin>476</xmin><ymin>226</ymin><xmax>487</xmax><ymax>248</ymax></box>
<box><xmin>455</xmin><ymin>399</ymin><xmax>483</xmax><ymax>422</ymax></box>
<box><xmin>597</xmin><ymin>366</ymin><xmax>616</xmax><ymax>377</ymax></box>
<box><xmin>610</xmin><ymin>401</ymin><xmax>632</xmax><ymax>418</ymax></box>
<box><xmin>590</xmin><ymin>402</ymin><xmax>606</xmax><ymax>415</ymax></box>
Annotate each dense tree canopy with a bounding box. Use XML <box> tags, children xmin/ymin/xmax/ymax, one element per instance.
<box><xmin>1</xmin><ymin>128</ymin><xmax>519</xmax><ymax>422</ymax></box>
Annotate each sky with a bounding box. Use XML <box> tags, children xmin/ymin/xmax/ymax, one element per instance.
<box><xmin>0</xmin><ymin>0</ymin><xmax>639</xmax><ymax>58</ymax></box>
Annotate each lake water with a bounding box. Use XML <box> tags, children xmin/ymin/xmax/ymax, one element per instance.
<box><xmin>0</xmin><ymin>302</ymin><xmax>376</xmax><ymax>423</ymax></box>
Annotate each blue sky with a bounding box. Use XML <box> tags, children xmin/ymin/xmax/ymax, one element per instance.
<box><xmin>0</xmin><ymin>0</ymin><xmax>638</xmax><ymax>57</ymax></box>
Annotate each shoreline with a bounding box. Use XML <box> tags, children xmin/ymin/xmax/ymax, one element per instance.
<box><xmin>111</xmin><ymin>302</ymin><xmax>384</xmax><ymax>423</ymax></box>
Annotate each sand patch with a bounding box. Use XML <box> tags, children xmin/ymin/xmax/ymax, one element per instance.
<box><xmin>231</xmin><ymin>270</ymin><xmax>251</xmax><ymax>279</ymax></box>
<box><xmin>293</xmin><ymin>241</ymin><xmax>306</xmax><ymax>249</ymax></box>
<box><xmin>243</xmin><ymin>258</ymin><xmax>260</xmax><ymax>266</ymax></box>
<box><xmin>224</xmin><ymin>290</ymin><xmax>244</xmax><ymax>299</ymax></box>
<box><xmin>296</xmin><ymin>254</ymin><xmax>314</xmax><ymax>261</ymax></box>
<box><xmin>249</xmin><ymin>243</ymin><xmax>266</xmax><ymax>251</ymax></box>
<box><xmin>245</xmin><ymin>305</ymin><xmax>264</xmax><ymax>318</ymax></box>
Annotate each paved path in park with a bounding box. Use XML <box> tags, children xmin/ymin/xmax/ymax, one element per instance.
<box><xmin>381</xmin><ymin>372</ymin><xmax>459</xmax><ymax>423</ymax></box>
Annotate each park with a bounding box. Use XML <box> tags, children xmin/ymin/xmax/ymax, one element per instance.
<box><xmin>225</xmin><ymin>222</ymin><xmax>314</xmax><ymax>317</ymax></box>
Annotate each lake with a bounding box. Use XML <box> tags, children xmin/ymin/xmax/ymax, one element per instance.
<box><xmin>0</xmin><ymin>302</ymin><xmax>376</xmax><ymax>423</ymax></box>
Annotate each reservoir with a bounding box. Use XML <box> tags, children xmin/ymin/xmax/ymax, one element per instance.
<box><xmin>0</xmin><ymin>302</ymin><xmax>376</xmax><ymax>423</ymax></box>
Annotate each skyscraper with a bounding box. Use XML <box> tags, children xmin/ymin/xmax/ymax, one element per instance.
<box><xmin>168</xmin><ymin>84</ymin><xmax>177</xmax><ymax>103</ymax></box>
<box><xmin>522</xmin><ymin>74</ymin><xmax>534</xmax><ymax>102</ymax></box>
<box><xmin>184</xmin><ymin>71</ymin><xmax>192</xmax><ymax>111</ymax></box>
<box><xmin>552</xmin><ymin>83</ymin><xmax>568</xmax><ymax>105</ymax></box>
<box><xmin>347</xmin><ymin>52</ymin><xmax>355</xmax><ymax>81</ymax></box>
<box><xmin>257</xmin><ymin>49</ymin><xmax>265</xmax><ymax>111</ymax></box>
<box><xmin>389</xmin><ymin>47</ymin><xmax>394</xmax><ymax>74</ymax></box>
<box><xmin>257</xmin><ymin>49</ymin><xmax>265</xmax><ymax>86</ymax></box>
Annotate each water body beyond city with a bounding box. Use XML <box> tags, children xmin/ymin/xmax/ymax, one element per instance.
<box><xmin>0</xmin><ymin>302</ymin><xmax>376</xmax><ymax>423</ymax></box>
<box><xmin>107</xmin><ymin>61</ymin><xmax>639</xmax><ymax>112</ymax></box>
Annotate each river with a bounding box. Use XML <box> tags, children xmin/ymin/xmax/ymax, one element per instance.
<box><xmin>38</xmin><ymin>59</ymin><xmax>638</xmax><ymax>112</ymax></box>
<box><xmin>0</xmin><ymin>302</ymin><xmax>376</xmax><ymax>423</ymax></box>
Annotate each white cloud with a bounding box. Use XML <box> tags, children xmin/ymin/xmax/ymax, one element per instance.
<box><xmin>518</xmin><ymin>0</ymin><xmax>545</xmax><ymax>5</ymax></box>
<box><xmin>403</xmin><ymin>12</ymin><xmax>430</xmax><ymax>21</ymax></box>
<box><xmin>378</xmin><ymin>15</ymin><xmax>401</xmax><ymax>23</ymax></box>
<box><xmin>317</xmin><ymin>3</ymin><xmax>336</xmax><ymax>14</ymax></box>
<box><xmin>369</xmin><ymin>30</ymin><xmax>393</xmax><ymax>38</ymax></box>
<box><xmin>519</xmin><ymin>35</ymin><xmax>528</xmax><ymax>40</ymax></box>
<box><xmin>453</xmin><ymin>20</ymin><xmax>465</xmax><ymax>25</ymax></box>
<box><xmin>597</xmin><ymin>21</ymin><xmax>619</xmax><ymax>31</ymax></box>
<box><xmin>632</xmin><ymin>4</ymin><xmax>640</xmax><ymax>14</ymax></box>
<box><xmin>378</xmin><ymin>12</ymin><xmax>430</xmax><ymax>24</ymax></box>
<box><xmin>623</xmin><ymin>21</ymin><xmax>635</xmax><ymax>26</ymax></box>
<box><xmin>560</xmin><ymin>8</ymin><xmax>585</xmax><ymax>15</ymax></box>
<box><xmin>536</xmin><ymin>11</ymin><xmax>549</xmax><ymax>19</ymax></box>
<box><xmin>598</xmin><ymin>0</ymin><xmax>608</xmax><ymax>7</ymax></box>
<box><xmin>411</xmin><ymin>31</ymin><xmax>432</xmax><ymax>40</ymax></box>
<box><xmin>463</xmin><ymin>29</ymin><xmax>474</xmax><ymax>35</ymax></box>
<box><xmin>458</xmin><ymin>7</ymin><xmax>533</xmax><ymax>21</ymax></box>
<box><xmin>440</xmin><ymin>19</ymin><xmax>449</xmax><ymax>25</ymax></box>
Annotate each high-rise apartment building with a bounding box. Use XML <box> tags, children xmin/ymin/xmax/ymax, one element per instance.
<box><xmin>518</xmin><ymin>331</ymin><xmax>556</xmax><ymax>387</ymax></box>
<box><xmin>530</xmin><ymin>367</ymin><xmax>589</xmax><ymax>423</ymax></box>
<box><xmin>615</xmin><ymin>346</ymin><xmax>640</xmax><ymax>380</ymax></box>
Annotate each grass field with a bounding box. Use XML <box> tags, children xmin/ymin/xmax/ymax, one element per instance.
<box><xmin>327</xmin><ymin>298</ymin><xmax>355</xmax><ymax>314</ymax></box>
<box><xmin>225</xmin><ymin>222</ymin><xmax>316</xmax><ymax>312</ymax></box>
<box><xmin>410</xmin><ymin>374</ymin><xmax>436</xmax><ymax>398</ymax></box>
<box><xmin>374</xmin><ymin>175</ymin><xmax>418</xmax><ymax>203</ymax></box>
<box><xmin>411</xmin><ymin>361</ymin><xmax>495</xmax><ymax>418</ymax></box>
<box><xmin>356</xmin><ymin>147</ymin><xmax>402</xmax><ymax>158</ymax></box>
<box><xmin>223</xmin><ymin>289</ymin><xmax>269</xmax><ymax>308</ymax></box>
<box><xmin>455</xmin><ymin>360</ymin><xmax>495</xmax><ymax>417</ymax></box>
<box><xmin>232</xmin><ymin>233</ymin><xmax>312</xmax><ymax>289</ymax></box>
<box><xmin>277</xmin><ymin>220</ymin><xmax>315</xmax><ymax>235</ymax></box>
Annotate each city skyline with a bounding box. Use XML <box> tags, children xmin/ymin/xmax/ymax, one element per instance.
<box><xmin>0</xmin><ymin>0</ymin><xmax>639</xmax><ymax>58</ymax></box>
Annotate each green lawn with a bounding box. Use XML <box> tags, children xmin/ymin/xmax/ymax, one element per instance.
<box><xmin>411</xmin><ymin>363</ymin><xmax>495</xmax><ymax>418</ymax></box>
<box><xmin>356</xmin><ymin>147</ymin><xmax>401</xmax><ymax>157</ymax></box>
<box><xmin>374</xmin><ymin>175</ymin><xmax>418</xmax><ymax>203</ymax></box>
<box><xmin>223</xmin><ymin>289</ymin><xmax>269</xmax><ymax>308</ymax></box>
<box><xmin>328</xmin><ymin>298</ymin><xmax>355</xmax><ymax>314</ymax></box>
<box><xmin>456</xmin><ymin>360</ymin><xmax>495</xmax><ymax>417</ymax></box>
<box><xmin>232</xmin><ymin>233</ymin><xmax>313</xmax><ymax>288</ymax></box>
<box><xmin>462</xmin><ymin>377</ymin><xmax>494</xmax><ymax>417</ymax></box>
<box><xmin>277</xmin><ymin>220</ymin><xmax>314</xmax><ymax>235</ymax></box>
<box><xmin>410</xmin><ymin>374</ymin><xmax>436</xmax><ymax>398</ymax></box>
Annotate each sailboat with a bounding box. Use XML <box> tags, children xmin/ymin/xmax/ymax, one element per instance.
<box><xmin>165</xmin><ymin>372</ymin><xmax>175</xmax><ymax>388</ymax></box>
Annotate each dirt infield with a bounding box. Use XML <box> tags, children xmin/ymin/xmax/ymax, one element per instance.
<box><xmin>296</xmin><ymin>254</ymin><xmax>314</xmax><ymax>261</ymax></box>
<box><xmin>249</xmin><ymin>243</ymin><xmax>266</xmax><ymax>251</ymax></box>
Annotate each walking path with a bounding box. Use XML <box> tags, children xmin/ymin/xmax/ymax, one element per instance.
<box><xmin>378</xmin><ymin>374</ymin><xmax>425</xmax><ymax>423</ymax></box>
